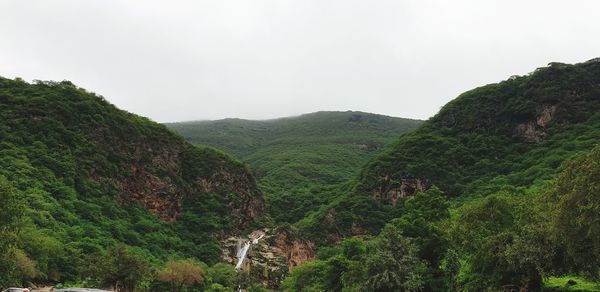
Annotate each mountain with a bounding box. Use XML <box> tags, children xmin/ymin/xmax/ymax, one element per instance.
<box><xmin>5</xmin><ymin>57</ymin><xmax>600</xmax><ymax>291</ymax></box>
<box><xmin>358</xmin><ymin>60</ymin><xmax>600</xmax><ymax>200</ymax></box>
<box><xmin>284</xmin><ymin>59</ymin><xmax>600</xmax><ymax>291</ymax></box>
<box><xmin>0</xmin><ymin>77</ymin><xmax>264</xmax><ymax>286</ymax></box>
<box><xmin>166</xmin><ymin>111</ymin><xmax>423</xmax><ymax>223</ymax></box>
<box><xmin>302</xmin><ymin>59</ymin><xmax>600</xmax><ymax>237</ymax></box>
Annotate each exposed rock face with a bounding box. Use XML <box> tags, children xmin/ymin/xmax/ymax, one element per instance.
<box><xmin>515</xmin><ymin>105</ymin><xmax>556</xmax><ymax>143</ymax></box>
<box><xmin>89</xmin><ymin>126</ymin><xmax>264</xmax><ymax>227</ymax></box>
<box><xmin>537</xmin><ymin>105</ymin><xmax>557</xmax><ymax>128</ymax></box>
<box><xmin>272</xmin><ymin>229</ymin><xmax>316</xmax><ymax>268</ymax></box>
<box><xmin>515</xmin><ymin>122</ymin><xmax>545</xmax><ymax>143</ymax></box>
<box><xmin>113</xmin><ymin>145</ymin><xmax>185</xmax><ymax>221</ymax></box>
<box><xmin>193</xmin><ymin>167</ymin><xmax>265</xmax><ymax>229</ymax></box>
<box><xmin>86</xmin><ymin>136</ymin><xmax>187</xmax><ymax>221</ymax></box>
<box><xmin>372</xmin><ymin>176</ymin><xmax>428</xmax><ymax>206</ymax></box>
<box><xmin>222</xmin><ymin>228</ymin><xmax>315</xmax><ymax>288</ymax></box>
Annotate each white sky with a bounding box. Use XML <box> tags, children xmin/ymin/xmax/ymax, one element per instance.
<box><xmin>1</xmin><ymin>0</ymin><xmax>599</xmax><ymax>122</ymax></box>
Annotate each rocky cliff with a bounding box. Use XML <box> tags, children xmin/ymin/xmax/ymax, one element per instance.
<box><xmin>222</xmin><ymin>228</ymin><xmax>315</xmax><ymax>288</ymax></box>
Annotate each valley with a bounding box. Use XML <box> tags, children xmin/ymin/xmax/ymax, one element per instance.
<box><xmin>2</xmin><ymin>59</ymin><xmax>600</xmax><ymax>291</ymax></box>
<box><xmin>166</xmin><ymin>111</ymin><xmax>422</xmax><ymax>224</ymax></box>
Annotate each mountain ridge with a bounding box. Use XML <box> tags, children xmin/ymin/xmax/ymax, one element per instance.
<box><xmin>166</xmin><ymin>110</ymin><xmax>423</xmax><ymax>224</ymax></box>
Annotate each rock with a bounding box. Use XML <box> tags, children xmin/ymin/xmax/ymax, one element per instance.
<box><xmin>515</xmin><ymin>105</ymin><xmax>556</xmax><ymax>143</ymax></box>
<box><xmin>92</xmin><ymin>139</ymin><xmax>264</xmax><ymax>228</ymax></box>
<box><xmin>373</xmin><ymin>177</ymin><xmax>427</xmax><ymax>206</ymax></box>
<box><xmin>222</xmin><ymin>228</ymin><xmax>315</xmax><ymax>288</ymax></box>
<box><xmin>536</xmin><ymin>105</ymin><xmax>556</xmax><ymax>128</ymax></box>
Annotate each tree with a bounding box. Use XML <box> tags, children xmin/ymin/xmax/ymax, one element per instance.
<box><xmin>362</xmin><ymin>224</ymin><xmax>426</xmax><ymax>292</ymax></box>
<box><xmin>551</xmin><ymin>145</ymin><xmax>600</xmax><ymax>277</ymax></box>
<box><xmin>281</xmin><ymin>260</ymin><xmax>328</xmax><ymax>292</ymax></box>
<box><xmin>85</xmin><ymin>244</ymin><xmax>152</xmax><ymax>291</ymax></box>
<box><xmin>205</xmin><ymin>262</ymin><xmax>236</xmax><ymax>288</ymax></box>
<box><xmin>205</xmin><ymin>283</ymin><xmax>229</xmax><ymax>292</ymax></box>
<box><xmin>157</xmin><ymin>259</ymin><xmax>204</xmax><ymax>291</ymax></box>
<box><xmin>449</xmin><ymin>193</ymin><xmax>548</xmax><ymax>291</ymax></box>
<box><xmin>403</xmin><ymin>187</ymin><xmax>449</xmax><ymax>222</ymax></box>
<box><xmin>0</xmin><ymin>176</ymin><xmax>22</xmax><ymax>287</ymax></box>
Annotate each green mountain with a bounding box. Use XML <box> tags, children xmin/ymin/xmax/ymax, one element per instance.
<box><xmin>284</xmin><ymin>59</ymin><xmax>600</xmax><ymax>291</ymax></box>
<box><xmin>4</xmin><ymin>58</ymin><xmax>600</xmax><ymax>291</ymax></box>
<box><xmin>302</xmin><ymin>59</ymin><xmax>600</xmax><ymax>237</ymax></box>
<box><xmin>166</xmin><ymin>112</ymin><xmax>422</xmax><ymax>223</ymax></box>
<box><xmin>0</xmin><ymin>77</ymin><xmax>264</xmax><ymax>287</ymax></box>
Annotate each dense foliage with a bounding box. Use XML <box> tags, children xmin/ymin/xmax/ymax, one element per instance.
<box><xmin>3</xmin><ymin>58</ymin><xmax>600</xmax><ymax>291</ymax></box>
<box><xmin>362</xmin><ymin>61</ymin><xmax>600</xmax><ymax>196</ymax></box>
<box><xmin>0</xmin><ymin>77</ymin><xmax>263</xmax><ymax>289</ymax></box>
<box><xmin>550</xmin><ymin>145</ymin><xmax>600</xmax><ymax>277</ymax></box>
<box><xmin>285</xmin><ymin>59</ymin><xmax>600</xmax><ymax>291</ymax></box>
<box><xmin>284</xmin><ymin>189</ymin><xmax>448</xmax><ymax>291</ymax></box>
<box><xmin>167</xmin><ymin>111</ymin><xmax>422</xmax><ymax>224</ymax></box>
<box><xmin>0</xmin><ymin>176</ymin><xmax>24</xmax><ymax>286</ymax></box>
<box><xmin>296</xmin><ymin>60</ymin><xmax>600</xmax><ymax>238</ymax></box>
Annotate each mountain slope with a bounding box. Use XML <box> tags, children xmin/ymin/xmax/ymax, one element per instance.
<box><xmin>166</xmin><ymin>111</ymin><xmax>422</xmax><ymax>223</ymax></box>
<box><xmin>359</xmin><ymin>59</ymin><xmax>600</xmax><ymax>200</ymax></box>
<box><xmin>0</xmin><ymin>77</ymin><xmax>264</xmax><ymax>284</ymax></box>
<box><xmin>298</xmin><ymin>59</ymin><xmax>600</xmax><ymax>240</ymax></box>
<box><xmin>285</xmin><ymin>59</ymin><xmax>600</xmax><ymax>291</ymax></box>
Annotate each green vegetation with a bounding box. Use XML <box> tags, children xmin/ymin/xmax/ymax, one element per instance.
<box><xmin>358</xmin><ymin>62</ymin><xmax>600</xmax><ymax>199</ymax></box>
<box><xmin>167</xmin><ymin>111</ymin><xmax>422</xmax><ymax>224</ymax></box>
<box><xmin>0</xmin><ymin>176</ymin><xmax>25</xmax><ymax>286</ymax></box>
<box><xmin>0</xmin><ymin>77</ymin><xmax>264</xmax><ymax>290</ymax></box>
<box><xmin>4</xmin><ymin>58</ymin><xmax>600</xmax><ymax>291</ymax></box>
<box><xmin>284</xmin><ymin>59</ymin><xmax>600</xmax><ymax>291</ymax></box>
<box><xmin>545</xmin><ymin>276</ymin><xmax>600</xmax><ymax>291</ymax></box>
<box><xmin>297</xmin><ymin>60</ymin><xmax>600</xmax><ymax>238</ymax></box>
<box><xmin>550</xmin><ymin>145</ymin><xmax>600</xmax><ymax>277</ymax></box>
<box><xmin>157</xmin><ymin>259</ymin><xmax>205</xmax><ymax>290</ymax></box>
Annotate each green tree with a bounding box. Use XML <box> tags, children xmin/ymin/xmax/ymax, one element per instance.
<box><xmin>390</xmin><ymin>188</ymin><xmax>450</xmax><ymax>290</ymax></box>
<box><xmin>281</xmin><ymin>260</ymin><xmax>328</xmax><ymax>292</ymax></box>
<box><xmin>450</xmin><ymin>194</ymin><xmax>547</xmax><ymax>291</ymax></box>
<box><xmin>551</xmin><ymin>145</ymin><xmax>600</xmax><ymax>277</ymax></box>
<box><xmin>0</xmin><ymin>176</ymin><xmax>22</xmax><ymax>287</ymax></box>
<box><xmin>157</xmin><ymin>259</ymin><xmax>204</xmax><ymax>291</ymax></box>
<box><xmin>362</xmin><ymin>224</ymin><xmax>426</xmax><ymax>292</ymax></box>
<box><xmin>85</xmin><ymin>244</ymin><xmax>152</xmax><ymax>291</ymax></box>
<box><xmin>205</xmin><ymin>262</ymin><xmax>236</xmax><ymax>288</ymax></box>
<box><xmin>205</xmin><ymin>283</ymin><xmax>229</xmax><ymax>292</ymax></box>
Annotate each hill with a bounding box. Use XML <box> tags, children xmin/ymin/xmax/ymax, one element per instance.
<box><xmin>166</xmin><ymin>111</ymin><xmax>422</xmax><ymax>223</ymax></box>
<box><xmin>283</xmin><ymin>59</ymin><xmax>600</xmax><ymax>291</ymax></box>
<box><xmin>301</xmin><ymin>59</ymin><xmax>600</xmax><ymax>237</ymax></box>
<box><xmin>0</xmin><ymin>77</ymin><xmax>264</xmax><ymax>288</ymax></box>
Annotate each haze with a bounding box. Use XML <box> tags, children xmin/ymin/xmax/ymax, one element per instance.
<box><xmin>1</xmin><ymin>0</ymin><xmax>599</xmax><ymax>122</ymax></box>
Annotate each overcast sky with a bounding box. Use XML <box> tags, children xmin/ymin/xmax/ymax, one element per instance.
<box><xmin>1</xmin><ymin>1</ymin><xmax>599</xmax><ymax>122</ymax></box>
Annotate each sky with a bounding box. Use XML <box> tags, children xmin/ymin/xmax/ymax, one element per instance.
<box><xmin>1</xmin><ymin>1</ymin><xmax>600</xmax><ymax>123</ymax></box>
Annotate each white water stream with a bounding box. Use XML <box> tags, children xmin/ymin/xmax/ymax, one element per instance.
<box><xmin>235</xmin><ymin>234</ymin><xmax>265</xmax><ymax>270</ymax></box>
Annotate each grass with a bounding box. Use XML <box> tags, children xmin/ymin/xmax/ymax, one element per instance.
<box><xmin>545</xmin><ymin>276</ymin><xmax>600</xmax><ymax>291</ymax></box>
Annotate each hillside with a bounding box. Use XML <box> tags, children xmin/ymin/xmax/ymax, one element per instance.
<box><xmin>284</xmin><ymin>59</ymin><xmax>600</xmax><ymax>291</ymax></box>
<box><xmin>358</xmin><ymin>60</ymin><xmax>600</xmax><ymax>200</ymax></box>
<box><xmin>0</xmin><ymin>77</ymin><xmax>264</xmax><ymax>287</ymax></box>
<box><xmin>4</xmin><ymin>57</ymin><xmax>600</xmax><ymax>290</ymax></box>
<box><xmin>300</xmin><ymin>59</ymin><xmax>600</xmax><ymax>237</ymax></box>
<box><xmin>166</xmin><ymin>112</ymin><xmax>422</xmax><ymax>223</ymax></box>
